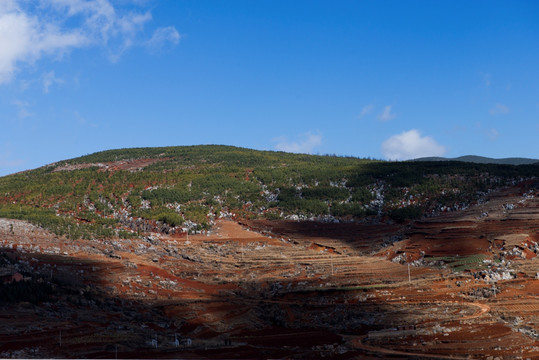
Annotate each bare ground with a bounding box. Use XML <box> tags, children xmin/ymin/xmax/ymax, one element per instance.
<box><xmin>0</xmin><ymin>183</ymin><xmax>538</xmax><ymax>359</ymax></box>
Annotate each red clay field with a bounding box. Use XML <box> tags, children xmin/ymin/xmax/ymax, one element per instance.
<box><xmin>1</xmin><ymin>182</ymin><xmax>538</xmax><ymax>359</ymax></box>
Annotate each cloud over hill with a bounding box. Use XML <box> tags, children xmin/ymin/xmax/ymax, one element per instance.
<box><xmin>382</xmin><ymin>129</ymin><xmax>446</xmax><ymax>161</ymax></box>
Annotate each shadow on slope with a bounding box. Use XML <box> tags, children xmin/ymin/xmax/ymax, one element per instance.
<box><xmin>0</xmin><ymin>243</ymin><xmax>433</xmax><ymax>359</ymax></box>
<box><xmin>240</xmin><ymin>219</ymin><xmax>409</xmax><ymax>254</ymax></box>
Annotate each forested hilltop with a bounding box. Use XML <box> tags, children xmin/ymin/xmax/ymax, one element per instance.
<box><xmin>1</xmin><ymin>145</ymin><xmax>537</xmax><ymax>240</ymax></box>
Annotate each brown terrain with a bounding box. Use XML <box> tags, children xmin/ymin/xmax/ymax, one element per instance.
<box><xmin>51</xmin><ymin>158</ymin><xmax>169</xmax><ymax>173</ymax></box>
<box><xmin>0</xmin><ymin>181</ymin><xmax>538</xmax><ymax>359</ymax></box>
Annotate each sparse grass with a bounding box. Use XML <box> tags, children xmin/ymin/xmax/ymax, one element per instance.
<box><xmin>426</xmin><ymin>254</ymin><xmax>488</xmax><ymax>272</ymax></box>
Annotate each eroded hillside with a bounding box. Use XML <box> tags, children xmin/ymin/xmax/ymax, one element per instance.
<box><xmin>1</xmin><ymin>180</ymin><xmax>538</xmax><ymax>358</ymax></box>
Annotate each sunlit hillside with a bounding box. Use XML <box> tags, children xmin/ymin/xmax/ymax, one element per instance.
<box><xmin>1</xmin><ymin>145</ymin><xmax>537</xmax><ymax>240</ymax></box>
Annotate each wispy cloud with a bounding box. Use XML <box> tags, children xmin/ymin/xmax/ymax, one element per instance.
<box><xmin>378</xmin><ymin>105</ymin><xmax>396</xmax><ymax>122</ymax></box>
<box><xmin>274</xmin><ymin>131</ymin><xmax>322</xmax><ymax>154</ymax></box>
<box><xmin>146</xmin><ymin>26</ymin><xmax>181</xmax><ymax>54</ymax></box>
<box><xmin>74</xmin><ymin>110</ymin><xmax>98</xmax><ymax>128</ymax></box>
<box><xmin>487</xmin><ymin>128</ymin><xmax>500</xmax><ymax>141</ymax></box>
<box><xmin>0</xmin><ymin>0</ymin><xmax>179</xmax><ymax>83</ymax></box>
<box><xmin>489</xmin><ymin>103</ymin><xmax>510</xmax><ymax>115</ymax></box>
<box><xmin>0</xmin><ymin>2</ymin><xmax>85</xmax><ymax>83</ymax></box>
<box><xmin>42</xmin><ymin>71</ymin><xmax>64</xmax><ymax>93</ymax></box>
<box><xmin>12</xmin><ymin>100</ymin><xmax>34</xmax><ymax>119</ymax></box>
<box><xmin>382</xmin><ymin>129</ymin><xmax>446</xmax><ymax>161</ymax></box>
<box><xmin>358</xmin><ymin>104</ymin><xmax>374</xmax><ymax>119</ymax></box>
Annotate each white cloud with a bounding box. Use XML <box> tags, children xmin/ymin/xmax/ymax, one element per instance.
<box><xmin>274</xmin><ymin>132</ymin><xmax>322</xmax><ymax>154</ymax></box>
<box><xmin>378</xmin><ymin>105</ymin><xmax>396</xmax><ymax>122</ymax></box>
<box><xmin>358</xmin><ymin>104</ymin><xmax>374</xmax><ymax>119</ymax></box>
<box><xmin>146</xmin><ymin>26</ymin><xmax>181</xmax><ymax>53</ymax></box>
<box><xmin>382</xmin><ymin>129</ymin><xmax>446</xmax><ymax>161</ymax></box>
<box><xmin>489</xmin><ymin>103</ymin><xmax>510</xmax><ymax>115</ymax></box>
<box><xmin>42</xmin><ymin>71</ymin><xmax>64</xmax><ymax>93</ymax></box>
<box><xmin>0</xmin><ymin>0</ymin><xmax>177</xmax><ymax>83</ymax></box>
<box><xmin>0</xmin><ymin>5</ymin><xmax>85</xmax><ymax>83</ymax></box>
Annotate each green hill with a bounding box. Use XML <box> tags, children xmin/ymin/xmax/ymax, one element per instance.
<box><xmin>1</xmin><ymin>145</ymin><xmax>537</xmax><ymax>240</ymax></box>
<box><xmin>413</xmin><ymin>155</ymin><xmax>539</xmax><ymax>165</ymax></box>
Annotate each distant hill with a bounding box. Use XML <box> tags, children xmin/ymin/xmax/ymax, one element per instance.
<box><xmin>0</xmin><ymin>145</ymin><xmax>538</xmax><ymax>240</ymax></box>
<box><xmin>412</xmin><ymin>155</ymin><xmax>539</xmax><ymax>165</ymax></box>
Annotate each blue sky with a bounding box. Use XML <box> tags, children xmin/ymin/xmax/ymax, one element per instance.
<box><xmin>1</xmin><ymin>0</ymin><xmax>538</xmax><ymax>176</ymax></box>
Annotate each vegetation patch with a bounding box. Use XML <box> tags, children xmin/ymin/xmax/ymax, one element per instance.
<box><xmin>0</xmin><ymin>145</ymin><xmax>537</xmax><ymax>239</ymax></box>
<box><xmin>426</xmin><ymin>254</ymin><xmax>488</xmax><ymax>272</ymax></box>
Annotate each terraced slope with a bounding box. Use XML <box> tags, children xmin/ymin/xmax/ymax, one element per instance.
<box><xmin>1</xmin><ymin>146</ymin><xmax>539</xmax><ymax>358</ymax></box>
<box><xmin>1</xmin><ymin>181</ymin><xmax>538</xmax><ymax>358</ymax></box>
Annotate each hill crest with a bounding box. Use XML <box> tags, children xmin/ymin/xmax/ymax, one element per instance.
<box><xmin>1</xmin><ymin>145</ymin><xmax>537</xmax><ymax>241</ymax></box>
<box><xmin>412</xmin><ymin>155</ymin><xmax>539</xmax><ymax>165</ymax></box>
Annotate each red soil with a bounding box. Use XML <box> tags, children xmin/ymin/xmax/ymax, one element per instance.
<box><xmin>1</xmin><ymin>183</ymin><xmax>539</xmax><ymax>358</ymax></box>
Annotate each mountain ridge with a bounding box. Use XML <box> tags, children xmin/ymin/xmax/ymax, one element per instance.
<box><xmin>412</xmin><ymin>155</ymin><xmax>539</xmax><ymax>165</ymax></box>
